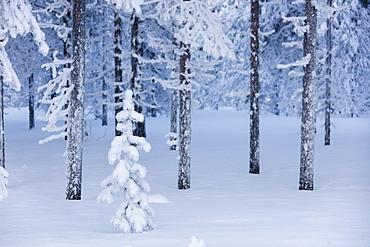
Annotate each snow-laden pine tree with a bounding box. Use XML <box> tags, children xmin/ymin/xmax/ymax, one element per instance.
<box><xmin>98</xmin><ymin>90</ymin><xmax>154</xmax><ymax>233</ymax></box>
<box><xmin>0</xmin><ymin>0</ymin><xmax>49</xmax><ymax>199</ymax></box>
<box><xmin>157</xmin><ymin>0</ymin><xmax>235</xmax><ymax>189</ymax></box>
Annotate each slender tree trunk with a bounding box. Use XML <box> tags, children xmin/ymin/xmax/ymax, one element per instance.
<box><xmin>28</xmin><ymin>73</ymin><xmax>35</xmax><ymax>130</ymax></box>
<box><xmin>170</xmin><ymin>88</ymin><xmax>178</xmax><ymax>150</ymax></box>
<box><xmin>66</xmin><ymin>0</ymin><xmax>86</xmax><ymax>200</ymax></box>
<box><xmin>102</xmin><ymin>35</ymin><xmax>108</xmax><ymax>126</ymax></box>
<box><xmin>249</xmin><ymin>0</ymin><xmax>260</xmax><ymax>174</ymax></box>
<box><xmin>0</xmin><ymin>76</ymin><xmax>5</xmax><ymax>168</ymax></box>
<box><xmin>114</xmin><ymin>10</ymin><xmax>123</xmax><ymax>136</ymax></box>
<box><xmin>102</xmin><ymin>77</ymin><xmax>108</xmax><ymax>126</ymax></box>
<box><xmin>299</xmin><ymin>0</ymin><xmax>317</xmax><ymax>191</ymax></box>
<box><xmin>63</xmin><ymin>3</ymin><xmax>72</xmax><ymax>140</ymax></box>
<box><xmin>130</xmin><ymin>11</ymin><xmax>146</xmax><ymax>137</ymax></box>
<box><xmin>178</xmin><ymin>42</ymin><xmax>191</xmax><ymax>190</ymax></box>
<box><xmin>324</xmin><ymin>0</ymin><xmax>333</xmax><ymax>146</ymax></box>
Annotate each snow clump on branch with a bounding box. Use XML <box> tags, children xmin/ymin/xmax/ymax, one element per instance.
<box><xmin>98</xmin><ymin>90</ymin><xmax>154</xmax><ymax>233</ymax></box>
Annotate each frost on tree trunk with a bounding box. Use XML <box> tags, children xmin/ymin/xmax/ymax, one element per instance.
<box><xmin>178</xmin><ymin>42</ymin><xmax>191</xmax><ymax>190</ymax></box>
<box><xmin>170</xmin><ymin>89</ymin><xmax>178</xmax><ymax>150</ymax></box>
<box><xmin>130</xmin><ymin>10</ymin><xmax>146</xmax><ymax>138</ymax></box>
<box><xmin>114</xmin><ymin>10</ymin><xmax>123</xmax><ymax>136</ymax></box>
<box><xmin>66</xmin><ymin>0</ymin><xmax>86</xmax><ymax>200</ymax></box>
<box><xmin>299</xmin><ymin>0</ymin><xmax>317</xmax><ymax>191</ymax></box>
<box><xmin>29</xmin><ymin>73</ymin><xmax>35</xmax><ymax>130</ymax></box>
<box><xmin>325</xmin><ymin>0</ymin><xmax>332</xmax><ymax>146</ymax></box>
<box><xmin>249</xmin><ymin>0</ymin><xmax>260</xmax><ymax>174</ymax></box>
<box><xmin>0</xmin><ymin>76</ymin><xmax>4</xmax><ymax>168</ymax></box>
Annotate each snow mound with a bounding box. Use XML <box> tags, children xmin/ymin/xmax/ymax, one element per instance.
<box><xmin>148</xmin><ymin>194</ymin><xmax>170</xmax><ymax>203</ymax></box>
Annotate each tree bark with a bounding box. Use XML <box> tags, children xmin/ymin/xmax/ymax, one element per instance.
<box><xmin>0</xmin><ymin>76</ymin><xmax>5</xmax><ymax>168</ymax></box>
<box><xmin>130</xmin><ymin>11</ymin><xmax>146</xmax><ymax>137</ymax></box>
<box><xmin>102</xmin><ymin>77</ymin><xmax>108</xmax><ymax>126</ymax></box>
<box><xmin>249</xmin><ymin>0</ymin><xmax>260</xmax><ymax>174</ymax></box>
<box><xmin>114</xmin><ymin>10</ymin><xmax>123</xmax><ymax>136</ymax></box>
<box><xmin>66</xmin><ymin>0</ymin><xmax>86</xmax><ymax>200</ymax></box>
<box><xmin>299</xmin><ymin>0</ymin><xmax>317</xmax><ymax>191</ymax></box>
<box><xmin>28</xmin><ymin>73</ymin><xmax>35</xmax><ymax>130</ymax></box>
<box><xmin>178</xmin><ymin>42</ymin><xmax>191</xmax><ymax>190</ymax></box>
<box><xmin>325</xmin><ymin>0</ymin><xmax>332</xmax><ymax>146</ymax></box>
<box><xmin>170</xmin><ymin>88</ymin><xmax>178</xmax><ymax>150</ymax></box>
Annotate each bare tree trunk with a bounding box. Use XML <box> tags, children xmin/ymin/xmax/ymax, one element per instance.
<box><xmin>66</xmin><ymin>0</ymin><xmax>86</xmax><ymax>200</ymax></box>
<box><xmin>249</xmin><ymin>0</ymin><xmax>260</xmax><ymax>174</ymax></box>
<box><xmin>28</xmin><ymin>73</ymin><xmax>35</xmax><ymax>130</ymax></box>
<box><xmin>325</xmin><ymin>0</ymin><xmax>333</xmax><ymax>146</ymax></box>
<box><xmin>170</xmin><ymin>88</ymin><xmax>178</xmax><ymax>150</ymax></box>
<box><xmin>114</xmin><ymin>10</ymin><xmax>123</xmax><ymax>136</ymax></box>
<box><xmin>299</xmin><ymin>0</ymin><xmax>317</xmax><ymax>191</ymax></box>
<box><xmin>130</xmin><ymin>11</ymin><xmax>146</xmax><ymax>137</ymax></box>
<box><xmin>0</xmin><ymin>76</ymin><xmax>5</xmax><ymax>168</ymax></box>
<box><xmin>102</xmin><ymin>77</ymin><xmax>108</xmax><ymax>126</ymax></box>
<box><xmin>178</xmin><ymin>42</ymin><xmax>191</xmax><ymax>190</ymax></box>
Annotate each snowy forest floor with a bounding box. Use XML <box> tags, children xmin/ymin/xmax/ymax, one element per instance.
<box><xmin>1</xmin><ymin>107</ymin><xmax>369</xmax><ymax>247</ymax></box>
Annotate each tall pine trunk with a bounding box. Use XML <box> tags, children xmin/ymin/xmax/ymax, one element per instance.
<box><xmin>130</xmin><ymin>11</ymin><xmax>146</xmax><ymax>137</ymax></box>
<box><xmin>0</xmin><ymin>76</ymin><xmax>4</xmax><ymax>168</ymax></box>
<box><xmin>299</xmin><ymin>0</ymin><xmax>317</xmax><ymax>191</ymax></box>
<box><xmin>249</xmin><ymin>0</ymin><xmax>260</xmax><ymax>174</ymax></box>
<box><xmin>178</xmin><ymin>42</ymin><xmax>191</xmax><ymax>190</ymax></box>
<box><xmin>170</xmin><ymin>88</ymin><xmax>178</xmax><ymax>150</ymax></box>
<box><xmin>325</xmin><ymin>0</ymin><xmax>332</xmax><ymax>146</ymax></box>
<box><xmin>66</xmin><ymin>0</ymin><xmax>86</xmax><ymax>200</ymax></box>
<box><xmin>114</xmin><ymin>10</ymin><xmax>123</xmax><ymax>136</ymax></box>
<box><xmin>102</xmin><ymin>77</ymin><xmax>108</xmax><ymax>126</ymax></box>
<box><xmin>28</xmin><ymin>73</ymin><xmax>35</xmax><ymax>130</ymax></box>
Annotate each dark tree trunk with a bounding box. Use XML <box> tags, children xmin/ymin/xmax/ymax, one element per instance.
<box><xmin>299</xmin><ymin>0</ymin><xmax>317</xmax><ymax>191</ymax></box>
<box><xmin>114</xmin><ymin>10</ymin><xmax>123</xmax><ymax>136</ymax></box>
<box><xmin>102</xmin><ymin>77</ymin><xmax>108</xmax><ymax>126</ymax></box>
<box><xmin>28</xmin><ymin>74</ymin><xmax>35</xmax><ymax>130</ymax></box>
<box><xmin>178</xmin><ymin>42</ymin><xmax>191</xmax><ymax>190</ymax></box>
<box><xmin>130</xmin><ymin>11</ymin><xmax>146</xmax><ymax>137</ymax></box>
<box><xmin>325</xmin><ymin>0</ymin><xmax>333</xmax><ymax>146</ymax></box>
<box><xmin>63</xmin><ymin>2</ymin><xmax>72</xmax><ymax>140</ymax></box>
<box><xmin>66</xmin><ymin>0</ymin><xmax>86</xmax><ymax>200</ymax></box>
<box><xmin>249</xmin><ymin>0</ymin><xmax>260</xmax><ymax>174</ymax></box>
<box><xmin>170</xmin><ymin>89</ymin><xmax>178</xmax><ymax>151</ymax></box>
<box><xmin>0</xmin><ymin>76</ymin><xmax>5</xmax><ymax>168</ymax></box>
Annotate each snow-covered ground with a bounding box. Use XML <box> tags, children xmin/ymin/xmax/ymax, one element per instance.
<box><xmin>1</xmin><ymin>108</ymin><xmax>369</xmax><ymax>247</ymax></box>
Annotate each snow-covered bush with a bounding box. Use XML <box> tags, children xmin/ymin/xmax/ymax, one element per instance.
<box><xmin>189</xmin><ymin>236</ymin><xmax>206</xmax><ymax>247</ymax></box>
<box><xmin>98</xmin><ymin>90</ymin><xmax>154</xmax><ymax>233</ymax></box>
<box><xmin>0</xmin><ymin>167</ymin><xmax>9</xmax><ymax>201</ymax></box>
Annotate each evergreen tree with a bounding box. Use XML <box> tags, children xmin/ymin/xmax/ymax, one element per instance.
<box><xmin>98</xmin><ymin>90</ymin><xmax>154</xmax><ymax>233</ymax></box>
<box><xmin>0</xmin><ymin>0</ymin><xmax>48</xmax><ymax>199</ymax></box>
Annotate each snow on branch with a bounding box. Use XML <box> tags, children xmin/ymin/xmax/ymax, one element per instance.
<box><xmin>38</xmin><ymin>53</ymin><xmax>72</xmax><ymax>144</ymax></box>
<box><xmin>106</xmin><ymin>0</ymin><xmax>144</xmax><ymax>15</ymax></box>
<box><xmin>159</xmin><ymin>0</ymin><xmax>235</xmax><ymax>60</ymax></box>
<box><xmin>0</xmin><ymin>0</ymin><xmax>49</xmax><ymax>90</ymax></box>
<box><xmin>98</xmin><ymin>90</ymin><xmax>154</xmax><ymax>233</ymax></box>
<box><xmin>281</xmin><ymin>12</ymin><xmax>307</xmax><ymax>36</ymax></box>
<box><xmin>277</xmin><ymin>54</ymin><xmax>311</xmax><ymax>69</ymax></box>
